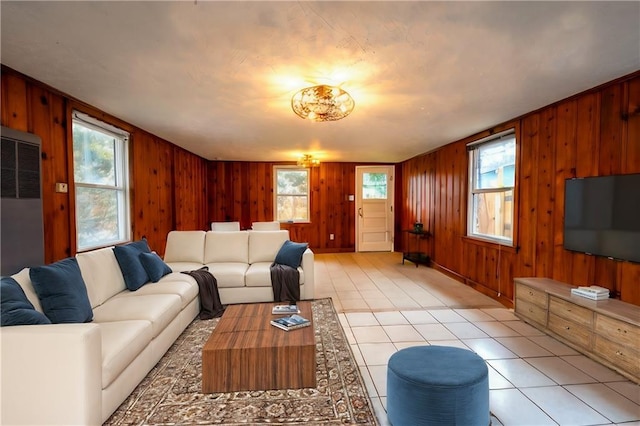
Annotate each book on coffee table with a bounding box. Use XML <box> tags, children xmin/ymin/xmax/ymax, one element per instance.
<box><xmin>272</xmin><ymin>304</ymin><xmax>300</xmax><ymax>314</ymax></box>
<box><xmin>270</xmin><ymin>314</ymin><xmax>311</xmax><ymax>331</ymax></box>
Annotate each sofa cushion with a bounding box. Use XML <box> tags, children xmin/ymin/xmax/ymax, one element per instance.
<box><xmin>112</xmin><ymin>273</ymin><xmax>198</xmax><ymax>309</ymax></box>
<box><xmin>113</xmin><ymin>240</ymin><xmax>152</xmax><ymax>291</ymax></box>
<box><xmin>245</xmin><ymin>262</ymin><xmax>305</xmax><ymax>288</ymax></box>
<box><xmin>248</xmin><ymin>230</ymin><xmax>290</xmax><ymax>264</ymax></box>
<box><xmin>76</xmin><ymin>247</ymin><xmax>127</xmax><ymax>308</ymax></box>
<box><xmin>251</xmin><ymin>221</ymin><xmax>280</xmax><ymax>230</ymax></box>
<box><xmin>211</xmin><ymin>221</ymin><xmax>240</xmax><ymax>231</ymax></box>
<box><xmin>30</xmin><ymin>257</ymin><xmax>93</xmax><ymax>324</ymax></box>
<box><xmin>274</xmin><ymin>240</ymin><xmax>309</xmax><ymax>269</ymax></box>
<box><xmin>244</xmin><ymin>262</ymin><xmax>271</xmax><ymax>288</ymax></box>
<box><xmin>10</xmin><ymin>267</ymin><xmax>43</xmax><ymax>312</ymax></box>
<box><xmin>92</xmin><ymin>294</ymin><xmax>181</xmax><ymax>338</ymax></box>
<box><xmin>100</xmin><ymin>320</ymin><xmax>153</xmax><ymax>388</ymax></box>
<box><xmin>204</xmin><ymin>231</ymin><xmax>249</xmax><ymax>263</ymax></box>
<box><xmin>164</xmin><ymin>230</ymin><xmax>206</xmax><ymax>263</ymax></box>
<box><xmin>163</xmin><ymin>262</ymin><xmax>207</xmax><ymax>273</ymax></box>
<box><xmin>1</xmin><ymin>277</ymin><xmax>51</xmax><ymax>326</ymax></box>
<box><xmin>139</xmin><ymin>252</ymin><xmax>172</xmax><ymax>282</ymax></box>
<box><xmin>206</xmin><ymin>263</ymin><xmax>248</xmax><ymax>288</ymax></box>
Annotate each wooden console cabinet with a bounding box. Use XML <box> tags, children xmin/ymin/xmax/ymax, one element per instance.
<box><xmin>514</xmin><ymin>277</ymin><xmax>639</xmax><ymax>383</ymax></box>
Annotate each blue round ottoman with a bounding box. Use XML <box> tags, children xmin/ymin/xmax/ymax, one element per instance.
<box><xmin>387</xmin><ymin>345</ymin><xmax>489</xmax><ymax>426</ymax></box>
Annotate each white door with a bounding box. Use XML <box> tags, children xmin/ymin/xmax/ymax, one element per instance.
<box><xmin>356</xmin><ymin>166</ymin><xmax>394</xmax><ymax>252</ymax></box>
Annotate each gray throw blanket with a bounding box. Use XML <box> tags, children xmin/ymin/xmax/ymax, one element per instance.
<box><xmin>181</xmin><ymin>266</ymin><xmax>225</xmax><ymax>319</ymax></box>
<box><xmin>270</xmin><ymin>263</ymin><xmax>301</xmax><ymax>302</ymax></box>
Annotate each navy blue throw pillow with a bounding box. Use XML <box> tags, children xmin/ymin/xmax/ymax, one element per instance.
<box><xmin>29</xmin><ymin>258</ymin><xmax>93</xmax><ymax>324</ymax></box>
<box><xmin>1</xmin><ymin>277</ymin><xmax>51</xmax><ymax>326</ymax></box>
<box><xmin>139</xmin><ymin>252</ymin><xmax>172</xmax><ymax>283</ymax></box>
<box><xmin>113</xmin><ymin>239</ymin><xmax>151</xmax><ymax>291</ymax></box>
<box><xmin>274</xmin><ymin>240</ymin><xmax>308</xmax><ymax>269</ymax></box>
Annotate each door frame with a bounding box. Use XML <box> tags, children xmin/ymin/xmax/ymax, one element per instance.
<box><xmin>355</xmin><ymin>165</ymin><xmax>395</xmax><ymax>252</ymax></box>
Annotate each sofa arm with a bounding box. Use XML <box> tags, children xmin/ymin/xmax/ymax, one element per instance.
<box><xmin>301</xmin><ymin>248</ymin><xmax>315</xmax><ymax>300</ymax></box>
<box><xmin>0</xmin><ymin>323</ymin><xmax>103</xmax><ymax>426</ymax></box>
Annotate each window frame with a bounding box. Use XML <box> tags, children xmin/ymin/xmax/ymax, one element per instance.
<box><xmin>466</xmin><ymin>129</ymin><xmax>516</xmax><ymax>246</ymax></box>
<box><xmin>71</xmin><ymin>110</ymin><xmax>131</xmax><ymax>252</ymax></box>
<box><xmin>273</xmin><ymin>165</ymin><xmax>311</xmax><ymax>223</ymax></box>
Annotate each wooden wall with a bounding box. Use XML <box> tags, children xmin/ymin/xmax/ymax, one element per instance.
<box><xmin>207</xmin><ymin>161</ymin><xmax>365</xmax><ymax>251</ymax></box>
<box><xmin>400</xmin><ymin>72</ymin><xmax>640</xmax><ymax>307</ymax></box>
<box><xmin>4</xmin><ymin>64</ymin><xmax>638</xmax><ymax>307</ymax></box>
<box><xmin>1</xmin><ymin>67</ymin><xmax>208</xmax><ymax>261</ymax></box>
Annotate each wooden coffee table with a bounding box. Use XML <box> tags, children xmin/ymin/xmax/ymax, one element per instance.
<box><xmin>202</xmin><ymin>301</ymin><xmax>316</xmax><ymax>393</ymax></box>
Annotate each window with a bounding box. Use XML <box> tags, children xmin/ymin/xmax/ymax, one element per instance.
<box><xmin>274</xmin><ymin>166</ymin><xmax>309</xmax><ymax>222</ymax></box>
<box><xmin>467</xmin><ymin>130</ymin><xmax>516</xmax><ymax>245</ymax></box>
<box><xmin>72</xmin><ymin>111</ymin><xmax>130</xmax><ymax>251</ymax></box>
<box><xmin>362</xmin><ymin>172</ymin><xmax>388</xmax><ymax>199</ymax></box>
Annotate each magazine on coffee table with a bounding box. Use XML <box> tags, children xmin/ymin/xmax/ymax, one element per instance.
<box><xmin>272</xmin><ymin>304</ymin><xmax>300</xmax><ymax>314</ymax></box>
<box><xmin>270</xmin><ymin>314</ymin><xmax>311</xmax><ymax>331</ymax></box>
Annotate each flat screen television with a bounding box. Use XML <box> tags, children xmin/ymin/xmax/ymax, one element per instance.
<box><xmin>564</xmin><ymin>173</ymin><xmax>640</xmax><ymax>263</ymax></box>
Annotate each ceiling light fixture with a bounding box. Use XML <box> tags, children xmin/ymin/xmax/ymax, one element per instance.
<box><xmin>291</xmin><ymin>85</ymin><xmax>355</xmax><ymax>122</ymax></box>
<box><xmin>297</xmin><ymin>154</ymin><xmax>320</xmax><ymax>168</ymax></box>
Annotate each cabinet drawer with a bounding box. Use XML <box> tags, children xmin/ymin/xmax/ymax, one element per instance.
<box><xmin>515</xmin><ymin>283</ymin><xmax>548</xmax><ymax>308</ymax></box>
<box><xmin>594</xmin><ymin>336</ymin><xmax>640</xmax><ymax>377</ymax></box>
<box><xmin>548</xmin><ymin>313</ymin><xmax>592</xmax><ymax>349</ymax></box>
<box><xmin>595</xmin><ymin>314</ymin><xmax>640</xmax><ymax>348</ymax></box>
<box><xmin>515</xmin><ymin>299</ymin><xmax>547</xmax><ymax>326</ymax></box>
<box><xmin>549</xmin><ymin>296</ymin><xmax>593</xmax><ymax>327</ymax></box>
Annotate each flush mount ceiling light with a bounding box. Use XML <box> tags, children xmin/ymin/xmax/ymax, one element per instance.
<box><xmin>291</xmin><ymin>85</ymin><xmax>355</xmax><ymax>122</ymax></box>
<box><xmin>297</xmin><ymin>154</ymin><xmax>320</xmax><ymax>167</ymax></box>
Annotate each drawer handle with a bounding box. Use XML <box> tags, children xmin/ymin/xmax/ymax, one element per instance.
<box><xmin>564</xmin><ymin>326</ymin><xmax>571</xmax><ymax>330</ymax></box>
<box><xmin>529</xmin><ymin>308</ymin><xmax>534</xmax><ymax>313</ymax></box>
<box><xmin>617</xmin><ymin>328</ymin><xmax>627</xmax><ymax>334</ymax></box>
<box><xmin>567</xmin><ymin>309</ymin><xmax>572</xmax><ymax>312</ymax></box>
<box><xmin>529</xmin><ymin>291</ymin><xmax>534</xmax><ymax>296</ymax></box>
<box><xmin>615</xmin><ymin>351</ymin><xmax>623</xmax><ymax>356</ymax></box>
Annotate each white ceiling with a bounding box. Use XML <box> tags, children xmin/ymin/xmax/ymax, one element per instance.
<box><xmin>1</xmin><ymin>1</ymin><xmax>639</xmax><ymax>163</ymax></box>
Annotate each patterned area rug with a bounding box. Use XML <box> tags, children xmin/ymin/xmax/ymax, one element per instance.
<box><xmin>105</xmin><ymin>298</ymin><xmax>378</xmax><ymax>425</ymax></box>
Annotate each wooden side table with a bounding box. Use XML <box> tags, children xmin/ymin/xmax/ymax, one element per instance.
<box><xmin>402</xmin><ymin>230</ymin><xmax>430</xmax><ymax>267</ymax></box>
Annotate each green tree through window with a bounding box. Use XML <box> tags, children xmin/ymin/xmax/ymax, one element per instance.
<box><xmin>72</xmin><ymin>112</ymin><xmax>130</xmax><ymax>250</ymax></box>
<box><xmin>274</xmin><ymin>167</ymin><xmax>309</xmax><ymax>222</ymax></box>
<box><xmin>362</xmin><ymin>172</ymin><xmax>387</xmax><ymax>199</ymax></box>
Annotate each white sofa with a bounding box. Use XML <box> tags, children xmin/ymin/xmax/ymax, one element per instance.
<box><xmin>0</xmin><ymin>246</ymin><xmax>200</xmax><ymax>425</ymax></box>
<box><xmin>163</xmin><ymin>229</ymin><xmax>314</xmax><ymax>303</ymax></box>
<box><xmin>1</xmin><ymin>230</ymin><xmax>314</xmax><ymax>425</ymax></box>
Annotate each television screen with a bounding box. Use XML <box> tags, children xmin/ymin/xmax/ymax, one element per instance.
<box><xmin>564</xmin><ymin>173</ymin><xmax>640</xmax><ymax>263</ymax></box>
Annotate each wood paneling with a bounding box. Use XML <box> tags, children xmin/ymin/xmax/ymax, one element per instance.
<box><xmin>130</xmin><ymin>131</ymin><xmax>175</xmax><ymax>255</ymax></box>
<box><xmin>552</xmin><ymin>99</ymin><xmax>577</xmax><ymax>284</ymax></box>
<box><xmin>173</xmin><ymin>146</ymin><xmax>208</xmax><ymax>231</ymax></box>
<box><xmin>1</xmin><ymin>67</ymin><xmax>207</xmax><ymax>261</ymax></box>
<box><xmin>400</xmin><ymin>72</ymin><xmax>640</xmax><ymax>307</ymax></box>
<box><xmin>4</xmin><ymin>64</ymin><xmax>638</xmax><ymax>307</ymax></box>
<box><xmin>207</xmin><ymin>161</ymin><xmax>364</xmax><ymax>251</ymax></box>
<box><xmin>29</xmin><ymin>86</ymin><xmax>71</xmax><ymax>262</ymax></box>
<box><xmin>1</xmin><ymin>72</ymin><xmax>29</xmax><ymax>130</ymax></box>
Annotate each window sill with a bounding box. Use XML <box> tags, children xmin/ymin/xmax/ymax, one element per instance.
<box><xmin>462</xmin><ymin>235</ymin><xmax>518</xmax><ymax>253</ymax></box>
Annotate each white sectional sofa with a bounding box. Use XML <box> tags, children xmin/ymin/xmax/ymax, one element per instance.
<box><xmin>0</xmin><ymin>246</ymin><xmax>200</xmax><ymax>425</ymax></box>
<box><xmin>163</xmin><ymin>229</ymin><xmax>314</xmax><ymax>303</ymax></box>
<box><xmin>0</xmin><ymin>230</ymin><xmax>314</xmax><ymax>425</ymax></box>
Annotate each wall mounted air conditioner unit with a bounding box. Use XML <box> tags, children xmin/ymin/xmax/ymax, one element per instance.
<box><xmin>1</xmin><ymin>126</ymin><xmax>44</xmax><ymax>275</ymax></box>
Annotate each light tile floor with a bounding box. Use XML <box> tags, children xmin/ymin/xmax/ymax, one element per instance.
<box><xmin>314</xmin><ymin>252</ymin><xmax>640</xmax><ymax>426</ymax></box>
